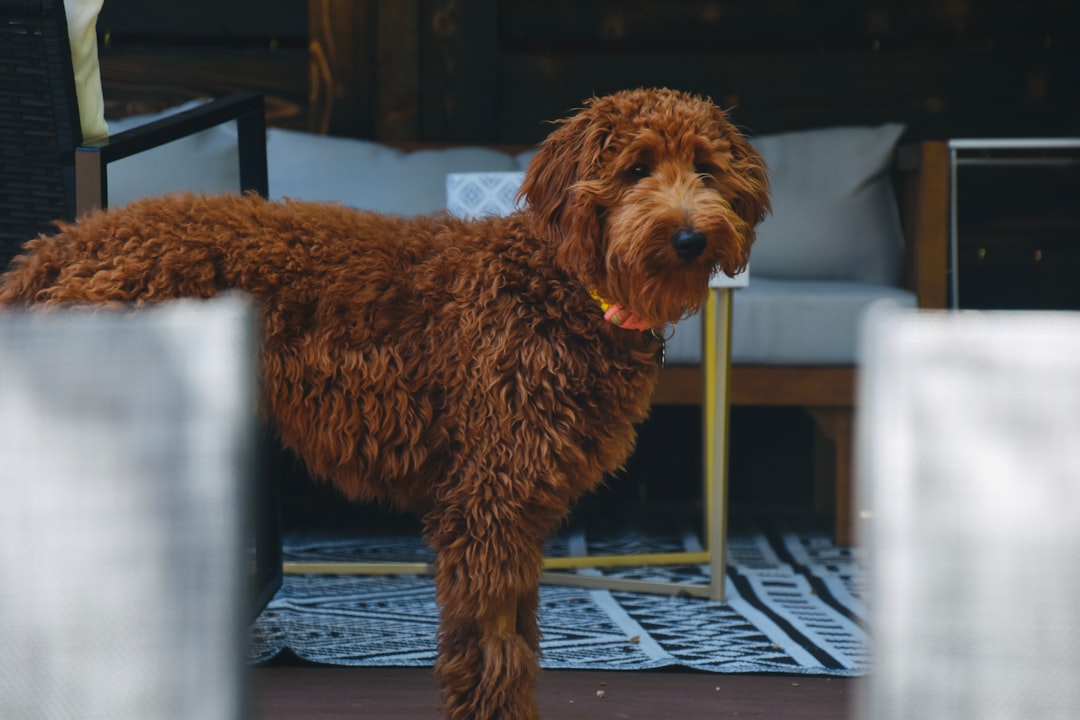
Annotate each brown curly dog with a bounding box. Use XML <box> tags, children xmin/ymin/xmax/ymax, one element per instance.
<box><xmin>0</xmin><ymin>87</ymin><xmax>768</xmax><ymax>719</ymax></box>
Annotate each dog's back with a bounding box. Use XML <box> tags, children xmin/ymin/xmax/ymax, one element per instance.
<box><xmin>1</xmin><ymin>193</ymin><xmax>440</xmax><ymax>306</ymax></box>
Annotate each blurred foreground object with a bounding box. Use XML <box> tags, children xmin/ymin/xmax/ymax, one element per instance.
<box><xmin>0</xmin><ymin>296</ymin><xmax>257</xmax><ymax>720</ymax></box>
<box><xmin>856</xmin><ymin>305</ymin><xmax>1080</xmax><ymax>719</ymax></box>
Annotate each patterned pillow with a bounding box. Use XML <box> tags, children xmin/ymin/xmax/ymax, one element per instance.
<box><xmin>446</xmin><ymin>172</ymin><xmax>526</xmax><ymax>219</ymax></box>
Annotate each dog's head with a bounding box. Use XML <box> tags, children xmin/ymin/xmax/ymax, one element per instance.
<box><xmin>519</xmin><ymin>88</ymin><xmax>769</xmax><ymax>325</ymax></box>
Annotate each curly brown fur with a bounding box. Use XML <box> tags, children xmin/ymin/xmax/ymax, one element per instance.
<box><xmin>0</xmin><ymin>88</ymin><xmax>768</xmax><ymax>720</ymax></box>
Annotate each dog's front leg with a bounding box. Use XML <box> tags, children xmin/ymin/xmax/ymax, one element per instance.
<box><xmin>426</xmin><ymin>505</ymin><xmax>549</xmax><ymax>720</ymax></box>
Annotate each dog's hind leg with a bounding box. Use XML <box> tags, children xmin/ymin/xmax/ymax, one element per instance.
<box><xmin>434</xmin><ymin>592</ymin><xmax>539</xmax><ymax>720</ymax></box>
<box><xmin>426</xmin><ymin>499</ymin><xmax>553</xmax><ymax>720</ymax></box>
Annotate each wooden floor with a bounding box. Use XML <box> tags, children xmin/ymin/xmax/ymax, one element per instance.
<box><xmin>251</xmin><ymin>665</ymin><xmax>858</xmax><ymax>719</ymax></box>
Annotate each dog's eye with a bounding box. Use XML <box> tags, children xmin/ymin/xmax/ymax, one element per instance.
<box><xmin>694</xmin><ymin>163</ymin><xmax>713</xmax><ymax>177</ymax></box>
<box><xmin>628</xmin><ymin>163</ymin><xmax>651</xmax><ymax>180</ymax></box>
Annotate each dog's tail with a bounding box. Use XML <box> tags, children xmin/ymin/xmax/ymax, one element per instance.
<box><xmin>0</xmin><ymin>195</ymin><xmax>232</xmax><ymax>308</ymax></box>
<box><xmin>0</xmin><ymin>228</ymin><xmax>72</xmax><ymax>306</ymax></box>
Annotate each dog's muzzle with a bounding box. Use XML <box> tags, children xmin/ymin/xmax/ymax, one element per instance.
<box><xmin>671</xmin><ymin>228</ymin><xmax>707</xmax><ymax>260</ymax></box>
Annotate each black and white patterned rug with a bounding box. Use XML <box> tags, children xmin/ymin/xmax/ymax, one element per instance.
<box><xmin>249</xmin><ymin>518</ymin><xmax>870</xmax><ymax>676</ymax></box>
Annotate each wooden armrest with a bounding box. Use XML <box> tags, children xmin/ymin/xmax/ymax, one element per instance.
<box><xmin>897</xmin><ymin>141</ymin><xmax>950</xmax><ymax>309</ymax></box>
<box><xmin>731</xmin><ymin>365</ymin><xmax>855</xmax><ymax>407</ymax></box>
<box><xmin>652</xmin><ymin>365</ymin><xmax>857</xmax><ymax>407</ymax></box>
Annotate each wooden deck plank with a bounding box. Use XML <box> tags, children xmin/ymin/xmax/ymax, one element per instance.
<box><xmin>251</xmin><ymin>665</ymin><xmax>856</xmax><ymax>719</ymax></box>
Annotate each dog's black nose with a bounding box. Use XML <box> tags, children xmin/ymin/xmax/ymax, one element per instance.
<box><xmin>671</xmin><ymin>228</ymin><xmax>707</xmax><ymax>260</ymax></box>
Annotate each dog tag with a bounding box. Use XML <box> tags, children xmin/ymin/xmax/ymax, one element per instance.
<box><xmin>651</xmin><ymin>325</ymin><xmax>675</xmax><ymax>368</ymax></box>
<box><xmin>648</xmin><ymin>328</ymin><xmax>673</xmax><ymax>371</ymax></box>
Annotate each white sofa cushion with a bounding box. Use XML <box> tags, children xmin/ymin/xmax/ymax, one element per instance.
<box><xmin>748</xmin><ymin>124</ymin><xmax>907</xmax><ymax>285</ymax></box>
<box><xmin>662</xmin><ymin>280</ymin><xmax>918</xmax><ymax>366</ymax></box>
<box><xmin>104</xmin><ymin>101</ymin><xmax>242</xmax><ymax>206</ymax></box>
<box><xmin>267</xmin><ymin>129</ymin><xmax>524</xmax><ymax>215</ymax></box>
<box><xmin>106</xmin><ymin>107</ymin><xmax>530</xmax><ymax>215</ymax></box>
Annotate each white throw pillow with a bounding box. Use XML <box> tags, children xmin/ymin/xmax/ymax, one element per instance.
<box><xmin>64</xmin><ymin>0</ymin><xmax>108</xmax><ymax>142</ymax></box>
<box><xmin>748</xmin><ymin>124</ymin><xmax>907</xmax><ymax>285</ymax></box>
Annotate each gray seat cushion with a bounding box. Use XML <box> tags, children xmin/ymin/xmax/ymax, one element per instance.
<box><xmin>665</xmin><ymin>279</ymin><xmax>918</xmax><ymax>366</ymax></box>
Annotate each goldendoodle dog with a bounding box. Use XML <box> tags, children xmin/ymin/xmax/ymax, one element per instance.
<box><xmin>0</xmin><ymin>87</ymin><xmax>768</xmax><ymax>719</ymax></box>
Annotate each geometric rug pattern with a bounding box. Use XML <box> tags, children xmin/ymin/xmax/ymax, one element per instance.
<box><xmin>249</xmin><ymin>518</ymin><xmax>870</xmax><ymax>676</ymax></box>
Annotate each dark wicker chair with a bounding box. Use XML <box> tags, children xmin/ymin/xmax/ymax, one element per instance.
<box><xmin>0</xmin><ymin>0</ymin><xmax>268</xmax><ymax>269</ymax></box>
<box><xmin>0</xmin><ymin>0</ymin><xmax>279</xmax><ymax>619</ymax></box>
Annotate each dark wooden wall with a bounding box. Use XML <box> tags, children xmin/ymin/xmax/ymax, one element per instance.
<box><xmin>98</xmin><ymin>0</ymin><xmax>1079</xmax><ymax>144</ymax></box>
<box><xmin>97</xmin><ymin>0</ymin><xmax>308</xmax><ymax>128</ymax></box>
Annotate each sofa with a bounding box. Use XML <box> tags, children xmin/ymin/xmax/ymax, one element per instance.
<box><xmin>104</xmin><ymin>104</ymin><xmax>949</xmax><ymax>544</ymax></box>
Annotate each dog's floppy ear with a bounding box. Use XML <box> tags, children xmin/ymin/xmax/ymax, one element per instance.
<box><xmin>723</xmin><ymin>120</ymin><xmax>771</xmax><ymax>244</ymax></box>
<box><xmin>518</xmin><ymin>103</ymin><xmax>610</xmax><ymax>277</ymax></box>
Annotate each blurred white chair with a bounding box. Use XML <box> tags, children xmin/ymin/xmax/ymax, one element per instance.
<box><xmin>0</xmin><ymin>296</ymin><xmax>258</xmax><ymax>720</ymax></box>
<box><xmin>856</xmin><ymin>305</ymin><xmax>1080</xmax><ymax>719</ymax></box>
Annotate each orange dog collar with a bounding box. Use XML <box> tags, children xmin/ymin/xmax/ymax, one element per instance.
<box><xmin>589</xmin><ymin>289</ymin><xmax>652</xmax><ymax>332</ymax></box>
